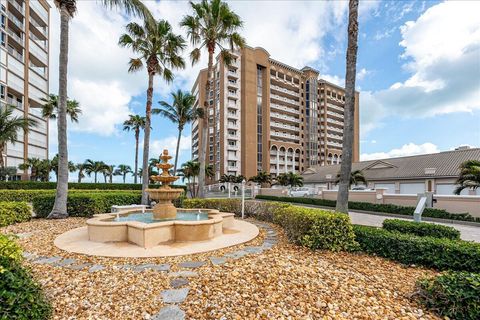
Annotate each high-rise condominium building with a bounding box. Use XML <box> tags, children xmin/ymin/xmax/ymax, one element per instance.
<box><xmin>0</xmin><ymin>0</ymin><xmax>50</xmax><ymax>179</ymax></box>
<box><xmin>191</xmin><ymin>46</ymin><xmax>359</xmax><ymax>182</ymax></box>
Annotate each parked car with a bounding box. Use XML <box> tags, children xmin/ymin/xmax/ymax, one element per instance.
<box><xmin>289</xmin><ymin>187</ymin><xmax>311</xmax><ymax>197</ymax></box>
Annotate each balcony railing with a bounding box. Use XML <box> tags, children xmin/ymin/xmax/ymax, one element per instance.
<box><xmin>7</xmin><ymin>46</ymin><xmax>23</xmax><ymax>62</ymax></box>
<box><xmin>326</xmin><ymin>118</ymin><xmax>344</xmax><ymax>127</ymax></box>
<box><xmin>7</xmin><ymin>0</ymin><xmax>24</xmax><ymax>14</ymax></box>
<box><xmin>270</xmin><ymin>112</ymin><xmax>298</xmax><ymax>122</ymax></box>
<box><xmin>6</xmin><ymin>97</ymin><xmax>23</xmax><ymax>109</ymax></box>
<box><xmin>7</xmin><ymin>12</ymin><xmax>23</xmax><ymax>30</ymax></box>
<box><xmin>270</xmin><ymin>121</ymin><xmax>299</xmax><ymax>132</ymax></box>
<box><xmin>271</xmin><ymin>85</ymin><xmax>299</xmax><ymax>97</ymax></box>
<box><xmin>270</xmin><ymin>103</ymin><xmax>300</xmax><ymax>115</ymax></box>
<box><xmin>271</xmin><ymin>131</ymin><xmax>299</xmax><ymax>141</ymax></box>
<box><xmin>270</xmin><ymin>94</ymin><xmax>299</xmax><ymax>106</ymax></box>
<box><xmin>7</xmin><ymin>29</ymin><xmax>24</xmax><ymax>45</ymax></box>
<box><xmin>29</xmin><ymin>0</ymin><xmax>48</xmax><ymax>23</ymax></box>
<box><xmin>29</xmin><ymin>17</ymin><xmax>48</xmax><ymax>37</ymax></box>
<box><xmin>327</xmin><ymin>110</ymin><xmax>344</xmax><ymax>119</ymax></box>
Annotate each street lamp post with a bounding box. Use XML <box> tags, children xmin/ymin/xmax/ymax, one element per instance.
<box><xmin>241</xmin><ymin>179</ymin><xmax>246</xmax><ymax>219</ymax></box>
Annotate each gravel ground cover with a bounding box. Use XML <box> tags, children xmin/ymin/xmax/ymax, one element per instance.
<box><xmin>1</xmin><ymin>218</ymin><xmax>439</xmax><ymax>320</ymax></box>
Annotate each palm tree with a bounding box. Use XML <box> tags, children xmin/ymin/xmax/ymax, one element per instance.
<box><xmin>336</xmin><ymin>0</ymin><xmax>359</xmax><ymax>214</ymax></box>
<box><xmin>181</xmin><ymin>0</ymin><xmax>246</xmax><ymax>198</ymax></box>
<box><xmin>41</xmin><ymin>94</ymin><xmax>82</xmax><ymax>122</ymax></box>
<box><xmin>249</xmin><ymin>171</ymin><xmax>272</xmax><ymax>188</ymax></box>
<box><xmin>119</xmin><ymin>19</ymin><xmax>186</xmax><ymax>205</ymax></box>
<box><xmin>154</xmin><ymin>90</ymin><xmax>203</xmax><ymax>176</ymax></box>
<box><xmin>103</xmin><ymin>165</ymin><xmax>115</xmax><ymax>183</ymax></box>
<box><xmin>0</xmin><ymin>166</ymin><xmax>16</xmax><ymax>181</ymax></box>
<box><xmin>178</xmin><ymin>161</ymin><xmax>214</xmax><ymax>197</ymax></box>
<box><xmin>0</xmin><ymin>106</ymin><xmax>37</xmax><ymax>169</ymax></box>
<box><xmin>18</xmin><ymin>157</ymin><xmax>43</xmax><ymax>181</ymax></box>
<box><xmin>454</xmin><ymin>160</ymin><xmax>480</xmax><ymax>195</ymax></box>
<box><xmin>137</xmin><ymin>168</ymin><xmax>143</xmax><ymax>184</ymax></box>
<box><xmin>335</xmin><ymin>169</ymin><xmax>367</xmax><ymax>187</ymax></box>
<box><xmin>49</xmin><ymin>0</ymin><xmax>153</xmax><ymax>219</ymax></box>
<box><xmin>114</xmin><ymin>164</ymin><xmax>132</xmax><ymax>183</ymax></box>
<box><xmin>276</xmin><ymin>172</ymin><xmax>304</xmax><ymax>187</ymax></box>
<box><xmin>50</xmin><ymin>154</ymin><xmax>75</xmax><ymax>180</ymax></box>
<box><xmin>75</xmin><ymin>163</ymin><xmax>86</xmax><ymax>183</ymax></box>
<box><xmin>275</xmin><ymin>173</ymin><xmax>289</xmax><ymax>187</ymax></box>
<box><xmin>123</xmin><ymin>114</ymin><xmax>146</xmax><ymax>184</ymax></box>
<box><xmin>84</xmin><ymin>159</ymin><xmax>108</xmax><ymax>183</ymax></box>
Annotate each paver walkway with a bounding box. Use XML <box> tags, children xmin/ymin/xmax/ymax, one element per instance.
<box><xmin>349</xmin><ymin>211</ymin><xmax>480</xmax><ymax>242</ymax></box>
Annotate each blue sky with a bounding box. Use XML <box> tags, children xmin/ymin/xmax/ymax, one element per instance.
<box><xmin>47</xmin><ymin>0</ymin><xmax>480</xmax><ymax>182</ymax></box>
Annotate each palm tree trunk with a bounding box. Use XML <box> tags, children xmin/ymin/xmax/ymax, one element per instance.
<box><xmin>123</xmin><ymin>174</ymin><xmax>126</xmax><ymax>183</ymax></box>
<box><xmin>48</xmin><ymin>5</ymin><xmax>70</xmax><ymax>219</ymax></box>
<box><xmin>141</xmin><ymin>72</ymin><xmax>155</xmax><ymax>204</ymax></box>
<box><xmin>109</xmin><ymin>174</ymin><xmax>113</xmax><ymax>184</ymax></box>
<box><xmin>336</xmin><ymin>0</ymin><xmax>359</xmax><ymax>214</ymax></box>
<box><xmin>0</xmin><ymin>145</ymin><xmax>4</xmax><ymax>168</ymax></box>
<box><xmin>197</xmin><ymin>50</ymin><xmax>215</xmax><ymax>198</ymax></box>
<box><xmin>134</xmin><ymin>130</ymin><xmax>139</xmax><ymax>184</ymax></box>
<box><xmin>173</xmin><ymin>128</ymin><xmax>182</xmax><ymax>176</ymax></box>
<box><xmin>94</xmin><ymin>172</ymin><xmax>98</xmax><ymax>183</ymax></box>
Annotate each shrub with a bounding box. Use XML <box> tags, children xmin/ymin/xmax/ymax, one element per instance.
<box><xmin>416</xmin><ymin>272</ymin><xmax>480</xmax><ymax>320</ymax></box>
<box><xmin>353</xmin><ymin>225</ymin><xmax>480</xmax><ymax>272</ymax></box>
<box><xmin>0</xmin><ymin>189</ymin><xmax>142</xmax><ymax>202</ymax></box>
<box><xmin>0</xmin><ymin>234</ymin><xmax>22</xmax><ymax>264</ymax></box>
<box><xmin>0</xmin><ymin>257</ymin><xmax>52</xmax><ymax>320</ymax></box>
<box><xmin>0</xmin><ymin>202</ymin><xmax>32</xmax><ymax>227</ymax></box>
<box><xmin>255</xmin><ymin>195</ymin><xmax>480</xmax><ymax>223</ymax></box>
<box><xmin>183</xmin><ymin>198</ymin><xmax>358</xmax><ymax>252</ymax></box>
<box><xmin>382</xmin><ymin>219</ymin><xmax>461</xmax><ymax>240</ymax></box>
<box><xmin>32</xmin><ymin>192</ymin><xmax>142</xmax><ymax>218</ymax></box>
<box><xmin>0</xmin><ymin>180</ymin><xmax>187</xmax><ymax>191</ymax></box>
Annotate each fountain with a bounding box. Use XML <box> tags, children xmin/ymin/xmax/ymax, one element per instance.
<box><xmin>146</xmin><ymin>149</ymin><xmax>184</xmax><ymax>220</ymax></box>
<box><xmin>56</xmin><ymin>149</ymin><xmax>259</xmax><ymax>255</ymax></box>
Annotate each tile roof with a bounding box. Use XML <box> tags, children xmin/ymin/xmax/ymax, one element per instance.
<box><xmin>302</xmin><ymin>148</ymin><xmax>480</xmax><ymax>183</ymax></box>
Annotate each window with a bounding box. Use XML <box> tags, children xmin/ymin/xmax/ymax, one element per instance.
<box><xmin>256</xmin><ymin>65</ymin><xmax>263</xmax><ymax>172</ymax></box>
<box><xmin>1</xmin><ymin>14</ymin><xmax>5</xmax><ymax>28</ymax></box>
<box><xmin>0</xmin><ymin>32</ymin><xmax>5</xmax><ymax>46</ymax></box>
<box><xmin>0</xmin><ymin>84</ymin><xmax>4</xmax><ymax>99</ymax></box>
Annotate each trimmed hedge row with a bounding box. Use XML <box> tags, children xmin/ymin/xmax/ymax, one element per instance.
<box><xmin>0</xmin><ymin>235</ymin><xmax>52</xmax><ymax>319</ymax></box>
<box><xmin>383</xmin><ymin>219</ymin><xmax>461</xmax><ymax>240</ymax></box>
<box><xmin>183</xmin><ymin>198</ymin><xmax>358</xmax><ymax>252</ymax></box>
<box><xmin>416</xmin><ymin>272</ymin><xmax>480</xmax><ymax>320</ymax></box>
<box><xmin>353</xmin><ymin>225</ymin><xmax>480</xmax><ymax>272</ymax></box>
<box><xmin>0</xmin><ymin>189</ymin><xmax>141</xmax><ymax>202</ymax></box>
<box><xmin>0</xmin><ymin>181</ymin><xmax>187</xmax><ymax>191</ymax></box>
<box><xmin>255</xmin><ymin>195</ymin><xmax>480</xmax><ymax>223</ymax></box>
<box><xmin>32</xmin><ymin>192</ymin><xmax>142</xmax><ymax>218</ymax></box>
<box><xmin>0</xmin><ymin>202</ymin><xmax>32</xmax><ymax>227</ymax></box>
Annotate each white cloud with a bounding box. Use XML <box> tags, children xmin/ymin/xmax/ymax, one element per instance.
<box><xmin>150</xmin><ymin>134</ymin><xmax>192</xmax><ymax>162</ymax></box>
<box><xmin>356</xmin><ymin>68</ymin><xmax>370</xmax><ymax>81</ymax></box>
<box><xmin>360</xmin><ymin>142</ymin><xmax>439</xmax><ymax>161</ymax></box>
<box><xmin>362</xmin><ymin>1</ymin><xmax>480</xmax><ymax>133</ymax></box>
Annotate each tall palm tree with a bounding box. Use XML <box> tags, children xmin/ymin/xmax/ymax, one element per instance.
<box><xmin>181</xmin><ymin>0</ymin><xmax>246</xmax><ymax>198</ymax></box>
<box><xmin>50</xmin><ymin>154</ymin><xmax>75</xmax><ymax>180</ymax></box>
<box><xmin>102</xmin><ymin>165</ymin><xmax>115</xmax><ymax>183</ymax></box>
<box><xmin>84</xmin><ymin>159</ymin><xmax>108</xmax><ymax>183</ymax></box>
<box><xmin>75</xmin><ymin>163</ymin><xmax>86</xmax><ymax>183</ymax></box>
<box><xmin>335</xmin><ymin>169</ymin><xmax>367</xmax><ymax>187</ymax></box>
<box><xmin>123</xmin><ymin>114</ymin><xmax>146</xmax><ymax>184</ymax></box>
<box><xmin>119</xmin><ymin>19</ymin><xmax>186</xmax><ymax>204</ymax></box>
<box><xmin>154</xmin><ymin>90</ymin><xmax>203</xmax><ymax>176</ymax></box>
<box><xmin>454</xmin><ymin>160</ymin><xmax>480</xmax><ymax>195</ymax></box>
<box><xmin>276</xmin><ymin>172</ymin><xmax>303</xmax><ymax>187</ymax></box>
<box><xmin>114</xmin><ymin>164</ymin><xmax>132</xmax><ymax>183</ymax></box>
<box><xmin>178</xmin><ymin>161</ymin><xmax>213</xmax><ymax>197</ymax></box>
<box><xmin>0</xmin><ymin>105</ymin><xmax>37</xmax><ymax>169</ymax></box>
<box><xmin>336</xmin><ymin>0</ymin><xmax>359</xmax><ymax>214</ymax></box>
<box><xmin>49</xmin><ymin>0</ymin><xmax>153</xmax><ymax>219</ymax></box>
<box><xmin>41</xmin><ymin>94</ymin><xmax>82</xmax><ymax>122</ymax></box>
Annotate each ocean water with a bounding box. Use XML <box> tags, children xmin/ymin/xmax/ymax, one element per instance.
<box><xmin>113</xmin><ymin>211</ymin><xmax>209</xmax><ymax>224</ymax></box>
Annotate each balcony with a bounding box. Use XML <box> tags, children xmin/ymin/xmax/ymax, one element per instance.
<box><xmin>227</xmin><ymin>80</ymin><xmax>238</xmax><ymax>88</ymax></box>
<box><xmin>227</xmin><ymin>112</ymin><xmax>239</xmax><ymax>120</ymax></box>
<box><xmin>227</xmin><ymin>91</ymin><xmax>238</xmax><ymax>99</ymax></box>
<box><xmin>29</xmin><ymin>39</ymin><xmax>48</xmax><ymax>66</ymax></box>
<box><xmin>327</xmin><ymin>133</ymin><xmax>343</xmax><ymax>141</ymax></box>
<box><xmin>7</xmin><ymin>29</ymin><xmax>24</xmax><ymax>46</ymax></box>
<box><xmin>270</xmin><ymin>103</ymin><xmax>300</xmax><ymax>115</ymax></box>
<box><xmin>327</xmin><ymin>103</ymin><xmax>344</xmax><ymax>113</ymax></box>
<box><xmin>227</xmin><ymin>122</ymin><xmax>239</xmax><ymax>129</ymax></box>
<box><xmin>7</xmin><ymin>12</ymin><xmax>24</xmax><ymax>30</ymax></box>
<box><xmin>327</xmin><ymin>126</ymin><xmax>343</xmax><ymax>134</ymax></box>
<box><xmin>29</xmin><ymin>0</ymin><xmax>48</xmax><ymax>24</ymax></box>
<box><xmin>270</xmin><ymin>121</ymin><xmax>299</xmax><ymax>132</ymax></box>
<box><xmin>327</xmin><ymin>140</ymin><xmax>343</xmax><ymax>148</ymax></box>
<box><xmin>227</xmin><ymin>70</ymin><xmax>238</xmax><ymax>78</ymax></box>
<box><xmin>270</xmin><ymin>112</ymin><xmax>299</xmax><ymax>123</ymax></box>
<box><xmin>271</xmin><ymin>131</ymin><xmax>299</xmax><ymax>141</ymax></box>
<box><xmin>227</xmin><ymin>144</ymin><xmax>239</xmax><ymax>151</ymax></box>
<box><xmin>327</xmin><ymin>110</ymin><xmax>344</xmax><ymax>119</ymax></box>
<box><xmin>270</xmin><ymin>85</ymin><xmax>299</xmax><ymax>97</ymax></box>
<box><xmin>270</xmin><ymin>94</ymin><xmax>299</xmax><ymax>107</ymax></box>
<box><xmin>7</xmin><ymin>0</ymin><xmax>24</xmax><ymax>15</ymax></box>
<box><xmin>29</xmin><ymin>17</ymin><xmax>48</xmax><ymax>39</ymax></box>
<box><xmin>227</xmin><ymin>165</ymin><xmax>238</xmax><ymax>171</ymax></box>
<box><xmin>327</xmin><ymin>118</ymin><xmax>344</xmax><ymax>127</ymax></box>
<box><xmin>228</xmin><ymin>133</ymin><xmax>238</xmax><ymax>139</ymax></box>
<box><xmin>6</xmin><ymin>97</ymin><xmax>22</xmax><ymax>109</ymax></box>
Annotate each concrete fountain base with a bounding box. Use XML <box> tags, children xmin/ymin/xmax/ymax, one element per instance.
<box><xmin>54</xmin><ymin>218</ymin><xmax>259</xmax><ymax>258</ymax></box>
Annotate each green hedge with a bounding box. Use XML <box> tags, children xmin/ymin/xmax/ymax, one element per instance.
<box><xmin>255</xmin><ymin>195</ymin><xmax>480</xmax><ymax>223</ymax></box>
<box><xmin>353</xmin><ymin>225</ymin><xmax>480</xmax><ymax>272</ymax></box>
<box><xmin>32</xmin><ymin>192</ymin><xmax>142</xmax><ymax>218</ymax></box>
<box><xmin>183</xmin><ymin>198</ymin><xmax>358</xmax><ymax>252</ymax></box>
<box><xmin>0</xmin><ymin>189</ymin><xmax>141</xmax><ymax>202</ymax></box>
<box><xmin>0</xmin><ymin>202</ymin><xmax>32</xmax><ymax>227</ymax></box>
<box><xmin>416</xmin><ymin>272</ymin><xmax>480</xmax><ymax>320</ymax></box>
<box><xmin>0</xmin><ymin>235</ymin><xmax>51</xmax><ymax>319</ymax></box>
<box><xmin>383</xmin><ymin>219</ymin><xmax>461</xmax><ymax>240</ymax></box>
<box><xmin>0</xmin><ymin>181</ymin><xmax>187</xmax><ymax>191</ymax></box>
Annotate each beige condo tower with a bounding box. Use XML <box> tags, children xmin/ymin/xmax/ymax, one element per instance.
<box><xmin>0</xmin><ymin>0</ymin><xmax>50</xmax><ymax>179</ymax></box>
<box><xmin>191</xmin><ymin>46</ymin><xmax>359</xmax><ymax>182</ymax></box>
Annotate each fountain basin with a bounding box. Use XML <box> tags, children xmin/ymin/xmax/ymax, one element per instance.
<box><xmin>86</xmin><ymin>208</ymin><xmax>234</xmax><ymax>248</ymax></box>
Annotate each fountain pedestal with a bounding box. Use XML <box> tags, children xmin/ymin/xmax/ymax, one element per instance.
<box><xmin>146</xmin><ymin>150</ymin><xmax>183</xmax><ymax>220</ymax></box>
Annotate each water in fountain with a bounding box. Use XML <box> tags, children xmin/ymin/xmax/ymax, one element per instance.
<box><xmin>114</xmin><ymin>210</ymin><xmax>209</xmax><ymax>224</ymax></box>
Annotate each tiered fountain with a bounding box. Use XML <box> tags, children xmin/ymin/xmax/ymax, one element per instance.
<box><xmin>146</xmin><ymin>150</ymin><xmax>184</xmax><ymax>220</ymax></box>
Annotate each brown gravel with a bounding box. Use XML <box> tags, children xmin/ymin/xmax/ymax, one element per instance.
<box><xmin>1</xmin><ymin>218</ymin><xmax>439</xmax><ymax>320</ymax></box>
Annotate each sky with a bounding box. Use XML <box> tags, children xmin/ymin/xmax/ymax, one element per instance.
<box><xmin>46</xmin><ymin>0</ymin><xmax>480</xmax><ymax>183</ymax></box>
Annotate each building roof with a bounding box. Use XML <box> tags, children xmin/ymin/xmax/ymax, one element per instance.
<box><xmin>302</xmin><ymin>148</ymin><xmax>480</xmax><ymax>183</ymax></box>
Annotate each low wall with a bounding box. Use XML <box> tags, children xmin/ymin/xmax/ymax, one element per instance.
<box><xmin>317</xmin><ymin>189</ymin><xmax>480</xmax><ymax>218</ymax></box>
<box><xmin>258</xmin><ymin>188</ymin><xmax>289</xmax><ymax>197</ymax></box>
